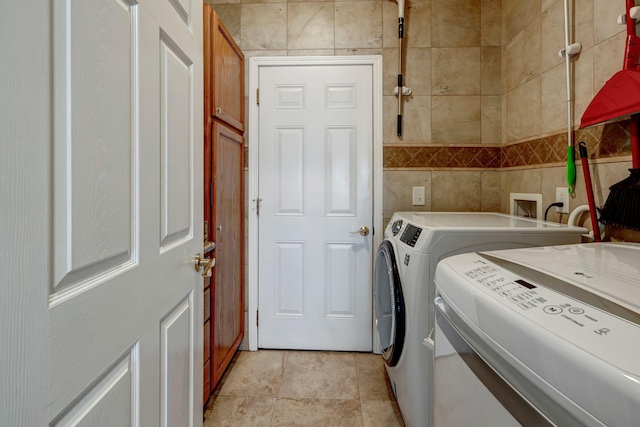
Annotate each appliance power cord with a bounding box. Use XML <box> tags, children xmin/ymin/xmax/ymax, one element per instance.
<box><xmin>544</xmin><ymin>202</ymin><xmax>564</xmax><ymax>222</ymax></box>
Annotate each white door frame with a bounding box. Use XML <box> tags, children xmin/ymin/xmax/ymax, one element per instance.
<box><xmin>247</xmin><ymin>56</ymin><xmax>383</xmax><ymax>351</ymax></box>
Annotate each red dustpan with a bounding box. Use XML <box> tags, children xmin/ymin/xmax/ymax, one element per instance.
<box><xmin>579</xmin><ymin>0</ymin><xmax>640</xmax><ymax>231</ymax></box>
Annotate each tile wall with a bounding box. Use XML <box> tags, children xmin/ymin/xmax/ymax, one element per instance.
<box><xmin>208</xmin><ymin>0</ymin><xmax>638</xmax><ymax>352</ymax></box>
<box><xmin>500</xmin><ymin>0</ymin><xmax>633</xmax><ymax>227</ymax></box>
<box><xmin>207</xmin><ymin>0</ymin><xmax>634</xmax><ymax>230</ymax></box>
<box><xmin>205</xmin><ymin>0</ymin><xmax>504</xmax><ymax>222</ymax></box>
<box><xmin>207</xmin><ymin>0</ymin><xmax>499</xmax><ymax>145</ymax></box>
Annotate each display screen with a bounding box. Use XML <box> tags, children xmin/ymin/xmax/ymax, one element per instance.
<box><xmin>400</xmin><ymin>223</ymin><xmax>422</xmax><ymax>247</ymax></box>
<box><xmin>515</xmin><ymin>279</ymin><xmax>536</xmax><ymax>289</ymax></box>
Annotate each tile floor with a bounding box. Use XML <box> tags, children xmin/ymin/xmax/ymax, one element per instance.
<box><xmin>203</xmin><ymin>350</ymin><xmax>405</xmax><ymax>427</ymax></box>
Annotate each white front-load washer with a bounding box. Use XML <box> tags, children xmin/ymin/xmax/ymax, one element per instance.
<box><xmin>374</xmin><ymin>212</ymin><xmax>587</xmax><ymax>427</ymax></box>
<box><xmin>433</xmin><ymin>243</ymin><xmax>640</xmax><ymax>426</ymax></box>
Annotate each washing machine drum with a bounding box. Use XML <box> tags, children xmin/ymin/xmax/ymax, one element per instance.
<box><xmin>374</xmin><ymin>240</ymin><xmax>406</xmax><ymax>367</ymax></box>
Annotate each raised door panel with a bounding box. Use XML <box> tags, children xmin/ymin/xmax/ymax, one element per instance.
<box><xmin>212</xmin><ymin>121</ymin><xmax>244</xmax><ymax>387</ymax></box>
<box><xmin>204</xmin><ymin>287</ymin><xmax>211</xmax><ymax>322</ymax></box>
<box><xmin>212</xmin><ymin>12</ymin><xmax>244</xmax><ymax>131</ymax></box>
<box><xmin>52</xmin><ymin>0</ymin><xmax>137</xmax><ymax>295</ymax></box>
<box><xmin>203</xmin><ymin>320</ymin><xmax>210</xmax><ymax>363</ymax></box>
<box><xmin>159</xmin><ymin>34</ymin><xmax>194</xmax><ymax>251</ymax></box>
<box><xmin>202</xmin><ymin>360</ymin><xmax>211</xmax><ymax>404</ymax></box>
<box><xmin>160</xmin><ymin>296</ymin><xmax>194</xmax><ymax>427</ymax></box>
<box><xmin>51</xmin><ymin>348</ymin><xmax>138</xmax><ymax>426</ymax></box>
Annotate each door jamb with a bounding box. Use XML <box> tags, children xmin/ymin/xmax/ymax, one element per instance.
<box><xmin>247</xmin><ymin>56</ymin><xmax>383</xmax><ymax>351</ymax></box>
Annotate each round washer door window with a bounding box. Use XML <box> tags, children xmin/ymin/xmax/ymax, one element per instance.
<box><xmin>374</xmin><ymin>240</ymin><xmax>405</xmax><ymax>367</ymax></box>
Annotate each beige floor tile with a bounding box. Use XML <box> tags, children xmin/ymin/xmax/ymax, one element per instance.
<box><xmin>203</xmin><ymin>395</ymin><xmax>276</xmax><ymax>427</ymax></box>
<box><xmin>216</xmin><ymin>350</ymin><xmax>286</xmax><ymax>398</ymax></box>
<box><xmin>271</xmin><ymin>399</ymin><xmax>363</xmax><ymax>427</ymax></box>
<box><xmin>361</xmin><ymin>400</ymin><xmax>405</xmax><ymax>427</ymax></box>
<box><xmin>355</xmin><ymin>353</ymin><xmax>395</xmax><ymax>401</ymax></box>
<box><xmin>205</xmin><ymin>350</ymin><xmax>405</xmax><ymax>426</ymax></box>
<box><xmin>278</xmin><ymin>351</ymin><xmax>358</xmax><ymax>400</ymax></box>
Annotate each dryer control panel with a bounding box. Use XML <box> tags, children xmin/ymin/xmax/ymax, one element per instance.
<box><xmin>400</xmin><ymin>223</ymin><xmax>422</xmax><ymax>247</ymax></box>
<box><xmin>391</xmin><ymin>219</ymin><xmax>403</xmax><ymax>236</ymax></box>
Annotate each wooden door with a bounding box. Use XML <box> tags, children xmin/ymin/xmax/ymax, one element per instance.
<box><xmin>204</xmin><ymin>6</ymin><xmax>244</xmax><ymax>132</ymax></box>
<box><xmin>258</xmin><ymin>64</ymin><xmax>374</xmax><ymax>351</ymax></box>
<box><xmin>1</xmin><ymin>1</ymin><xmax>204</xmax><ymax>425</ymax></box>
<box><xmin>212</xmin><ymin>121</ymin><xmax>245</xmax><ymax>386</ymax></box>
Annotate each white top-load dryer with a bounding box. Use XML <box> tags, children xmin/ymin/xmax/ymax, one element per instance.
<box><xmin>374</xmin><ymin>212</ymin><xmax>587</xmax><ymax>427</ymax></box>
<box><xmin>434</xmin><ymin>243</ymin><xmax>640</xmax><ymax>426</ymax></box>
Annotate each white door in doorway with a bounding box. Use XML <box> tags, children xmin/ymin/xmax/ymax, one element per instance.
<box><xmin>257</xmin><ymin>64</ymin><xmax>373</xmax><ymax>351</ymax></box>
<box><xmin>2</xmin><ymin>2</ymin><xmax>203</xmax><ymax>426</ymax></box>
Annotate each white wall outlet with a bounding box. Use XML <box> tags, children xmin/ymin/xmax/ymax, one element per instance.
<box><xmin>555</xmin><ymin>187</ymin><xmax>570</xmax><ymax>214</ymax></box>
<box><xmin>412</xmin><ymin>186</ymin><xmax>426</xmax><ymax>206</ymax></box>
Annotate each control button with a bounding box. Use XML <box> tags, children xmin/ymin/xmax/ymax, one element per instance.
<box><xmin>543</xmin><ymin>306</ymin><xmax>563</xmax><ymax>315</ymax></box>
<box><xmin>569</xmin><ymin>307</ymin><xmax>584</xmax><ymax>315</ymax></box>
<box><xmin>518</xmin><ymin>302</ymin><xmax>534</xmax><ymax>310</ymax></box>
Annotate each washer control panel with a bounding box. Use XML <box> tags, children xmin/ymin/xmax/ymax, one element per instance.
<box><xmin>465</xmin><ymin>264</ymin><xmax>604</xmax><ymax>325</ymax></box>
<box><xmin>455</xmin><ymin>259</ymin><xmax>640</xmax><ymax>371</ymax></box>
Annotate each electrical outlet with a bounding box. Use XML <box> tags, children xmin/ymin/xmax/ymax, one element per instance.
<box><xmin>412</xmin><ymin>186</ymin><xmax>426</xmax><ymax>206</ymax></box>
<box><xmin>555</xmin><ymin>187</ymin><xmax>570</xmax><ymax>214</ymax></box>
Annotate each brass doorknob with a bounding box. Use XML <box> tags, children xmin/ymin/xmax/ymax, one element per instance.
<box><xmin>194</xmin><ymin>254</ymin><xmax>215</xmax><ymax>277</ymax></box>
<box><xmin>350</xmin><ymin>226</ymin><xmax>370</xmax><ymax>236</ymax></box>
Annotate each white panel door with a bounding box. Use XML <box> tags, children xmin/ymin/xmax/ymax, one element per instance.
<box><xmin>1</xmin><ymin>1</ymin><xmax>203</xmax><ymax>426</ymax></box>
<box><xmin>258</xmin><ymin>65</ymin><xmax>373</xmax><ymax>351</ymax></box>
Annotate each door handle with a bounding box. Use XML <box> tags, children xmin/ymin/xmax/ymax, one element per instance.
<box><xmin>194</xmin><ymin>254</ymin><xmax>215</xmax><ymax>277</ymax></box>
<box><xmin>350</xmin><ymin>226</ymin><xmax>370</xmax><ymax>236</ymax></box>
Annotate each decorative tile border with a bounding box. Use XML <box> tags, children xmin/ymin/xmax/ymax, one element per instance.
<box><xmin>384</xmin><ymin>145</ymin><xmax>501</xmax><ymax>169</ymax></box>
<box><xmin>383</xmin><ymin>119</ymin><xmax>632</xmax><ymax>169</ymax></box>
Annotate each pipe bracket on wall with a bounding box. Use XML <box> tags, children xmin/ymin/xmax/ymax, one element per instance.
<box><xmin>558</xmin><ymin>43</ymin><xmax>582</xmax><ymax>58</ymax></box>
<box><xmin>394</xmin><ymin>86</ymin><xmax>412</xmax><ymax>96</ymax></box>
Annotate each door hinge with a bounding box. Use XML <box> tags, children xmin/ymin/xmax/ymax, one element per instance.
<box><xmin>253</xmin><ymin>197</ymin><xmax>263</xmax><ymax>215</ymax></box>
<box><xmin>256</xmin><ymin>88</ymin><xmax>260</xmax><ymax>105</ymax></box>
<box><xmin>256</xmin><ymin>310</ymin><xmax>259</xmax><ymax>327</ymax></box>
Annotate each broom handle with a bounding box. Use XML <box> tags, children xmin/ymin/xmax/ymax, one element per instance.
<box><xmin>579</xmin><ymin>142</ymin><xmax>601</xmax><ymax>242</ymax></box>
<box><xmin>632</xmin><ymin>114</ymin><xmax>640</xmax><ymax>169</ymax></box>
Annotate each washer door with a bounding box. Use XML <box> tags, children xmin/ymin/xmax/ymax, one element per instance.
<box><xmin>374</xmin><ymin>240</ymin><xmax>406</xmax><ymax>367</ymax></box>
